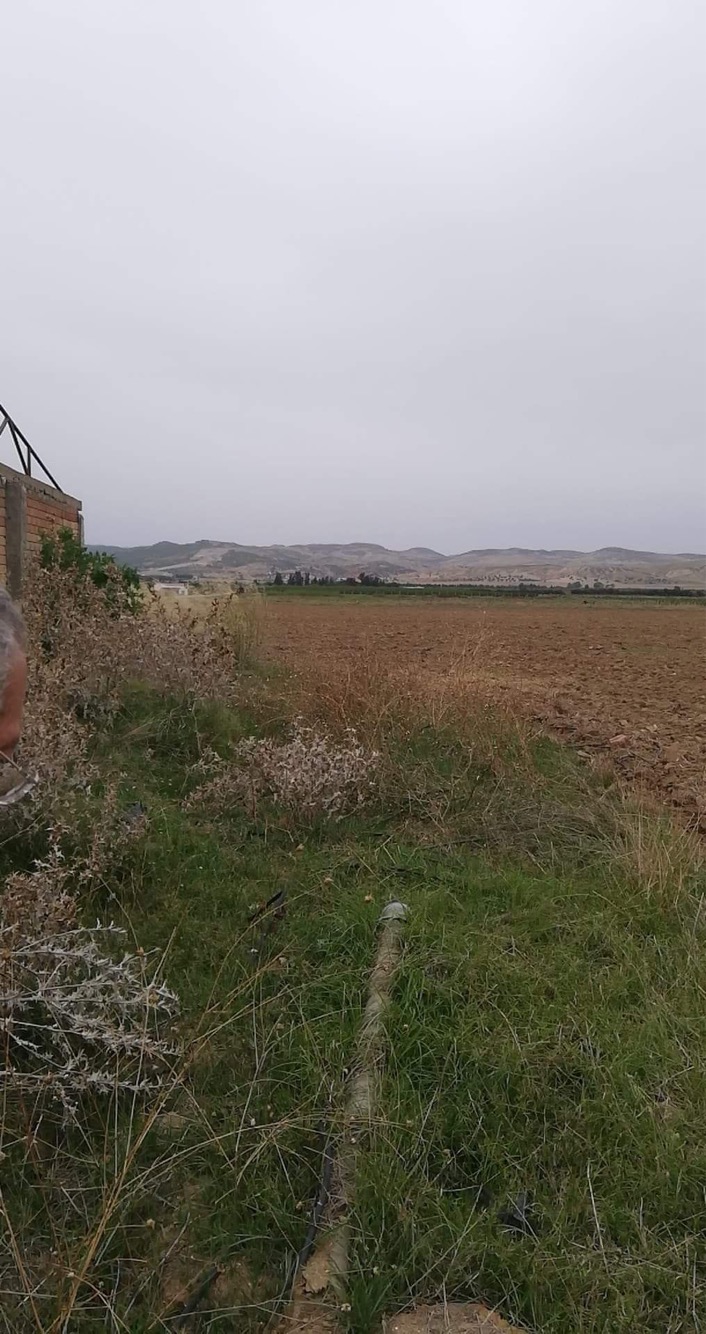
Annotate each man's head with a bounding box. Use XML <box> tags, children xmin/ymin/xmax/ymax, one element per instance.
<box><xmin>0</xmin><ymin>588</ymin><xmax>27</xmax><ymax>757</ymax></box>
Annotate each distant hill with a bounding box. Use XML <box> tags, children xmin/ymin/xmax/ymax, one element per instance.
<box><xmin>91</xmin><ymin>540</ymin><xmax>706</xmax><ymax>590</ymax></box>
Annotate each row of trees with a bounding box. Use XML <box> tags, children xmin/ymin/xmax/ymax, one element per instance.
<box><xmin>271</xmin><ymin>571</ymin><xmax>388</xmax><ymax>587</ymax></box>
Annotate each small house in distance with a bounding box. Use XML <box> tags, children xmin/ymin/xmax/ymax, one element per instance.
<box><xmin>152</xmin><ymin>580</ymin><xmax>188</xmax><ymax>596</ymax></box>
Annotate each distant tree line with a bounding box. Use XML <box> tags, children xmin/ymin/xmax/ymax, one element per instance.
<box><xmin>568</xmin><ymin>584</ymin><xmax>702</xmax><ymax>598</ymax></box>
<box><xmin>267</xmin><ymin>576</ymin><xmax>704</xmax><ymax>601</ymax></box>
<box><xmin>271</xmin><ymin>570</ymin><xmax>389</xmax><ymax>587</ymax></box>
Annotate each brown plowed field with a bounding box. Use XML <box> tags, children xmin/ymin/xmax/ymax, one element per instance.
<box><xmin>263</xmin><ymin>595</ymin><xmax>706</xmax><ymax>825</ymax></box>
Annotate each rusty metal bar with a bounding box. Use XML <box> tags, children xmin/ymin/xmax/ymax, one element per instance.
<box><xmin>6</xmin><ymin>418</ymin><xmax>29</xmax><ymax>475</ymax></box>
<box><xmin>0</xmin><ymin>402</ymin><xmax>63</xmax><ymax>491</ymax></box>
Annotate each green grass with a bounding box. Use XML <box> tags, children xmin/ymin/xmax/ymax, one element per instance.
<box><xmin>264</xmin><ymin>584</ymin><xmax>705</xmax><ymax>605</ymax></box>
<box><xmin>2</xmin><ymin>682</ymin><xmax>705</xmax><ymax>1331</ymax></box>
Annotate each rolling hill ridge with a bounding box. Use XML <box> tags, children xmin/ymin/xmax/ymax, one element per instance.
<box><xmin>92</xmin><ymin>540</ymin><xmax>706</xmax><ymax>589</ymax></box>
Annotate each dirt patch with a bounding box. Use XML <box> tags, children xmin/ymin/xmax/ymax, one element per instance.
<box><xmin>263</xmin><ymin>597</ymin><xmax>706</xmax><ymax>825</ymax></box>
<box><xmin>285</xmin><ymin>1297</ymin><xmax>339</xmax><ymax>1333</ymax></box>
<box><xmin>162</xmin><ymin>1250</ymin><xmax>267</xmax><ymax>1324</ymax></box>
<box><xmin>211</xmin><ymin>1256</ymin><xmax>258</xmax><ymax>1308</ymax></box>
<box><xmin>284</xmin><ymin>1298</ymin><xmax>524</xmax><ymax>1334</ymax></box>
<box><xmin>385</xmin><ymin>1305</ymin><xmax>525</xmax><ymax>1333</ymax></box>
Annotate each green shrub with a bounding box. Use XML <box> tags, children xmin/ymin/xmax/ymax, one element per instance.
<box><xmin>39</xmin><ymin>527</ymin><xmax>142</xmax><ymax>614</ymax></box>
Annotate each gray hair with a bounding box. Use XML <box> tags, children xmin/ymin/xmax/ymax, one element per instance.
<box><xmin>0</xmin><ymin>586</ymin><xmax>26</xmax><ymax>691</ymax></box>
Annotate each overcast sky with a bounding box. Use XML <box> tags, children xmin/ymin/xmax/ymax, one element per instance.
<box><xmin>1</xmin><ymin>1</ymin><xmax>704</xmax><ymax>553</ymax></box>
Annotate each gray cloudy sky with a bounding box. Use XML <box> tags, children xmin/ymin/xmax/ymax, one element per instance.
<box><xmin>1</xmin><ymin>0</ymin><xmax>704</xmax><ymax>553</ymax></box>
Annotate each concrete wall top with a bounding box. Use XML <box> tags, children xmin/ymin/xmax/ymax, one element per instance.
<box><xmin>0</xmin><ymin>459</ymin><xmax>82</xmax><ymax>510</ymax></box>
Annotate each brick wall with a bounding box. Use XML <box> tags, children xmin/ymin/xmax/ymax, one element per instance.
<box><xmin>0</xmin><ymin>491</ymin><xmax>6</xmax><ymax>582</ymax></box>
<box><xmin>0</xmin><ymin>462</ymin><xmax>82</xmax><ymax>598</ymax></box>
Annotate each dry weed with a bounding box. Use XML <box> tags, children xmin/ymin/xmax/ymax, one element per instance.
<box><xmin>16</xmin><ymin>564</ymin><xmax>252</xmax><ymax>820</ymax></box>
<box><xmin>0</xmin><ymin>922</ymin><xmax>179</xmax><ymax>1113</ymax></box>
<box><xmin>0</xmin><ymin>562</ymin><xmax>256</xmax><ymax>1115</ymax></box>
<box><xmin>155</xmin><ymin>584</ymin><xmax>265</xmax><ymax>663</ymax></box>
<box><xmin>189</xmin><ymin>721</ymin><xmax>379</xmax><ymax>820</ymax></box>
<box><xmin>0</xmin><ymin>804</ymin><xmax>179</xmax><ymax>1115</ymax></box>
<box><xmin>607</xmin><ymin>799</ymin><xmax>706</xmax><ymax>905</ymax></box>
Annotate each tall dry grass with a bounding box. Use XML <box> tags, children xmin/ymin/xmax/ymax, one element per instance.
<box><xmin>0</xmin><ymin>564</ymin><xmax>274</xmax><ymax>1328</ymax></box>
<box><xmin>606</xmin><ymin>798</ymin><xmax>706</xmax><ymax>906</ymax></box>
<box><xmin>154</xmin><ymin>584</ymin><xmax>265</xmax><ymax>666</ymax></box>
<box><xmin>2</xmin><ymin>561</ymin><xmax>262</xmax><ymax>1114</ymax></box>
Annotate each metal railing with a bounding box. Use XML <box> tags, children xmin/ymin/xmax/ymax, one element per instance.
<box><xmin>0</xmin><ymin>402</ymin><xmax>62</xmax><ymax>491</ymax></box>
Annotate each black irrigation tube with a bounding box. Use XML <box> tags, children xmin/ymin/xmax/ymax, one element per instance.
<box><xmin>279</xmin><ymin>1125</ymin><xmax>336</xmax><ymax>1299</ymax></box>
<box><xmin>167</xmin><ymin>1125</ymin><xmax>335</xmax><ymax>1328</ymax></box>
<box><xmin>167</xmin><ymin>890</ymin><xmax>333</xmax><ymax>1327</ymax></box>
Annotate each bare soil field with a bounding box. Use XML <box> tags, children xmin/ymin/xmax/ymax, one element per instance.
<box><xmin>263</xmin><ymin>595</ymin><xmax>706</xmax><ymax>825</ymax></box>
